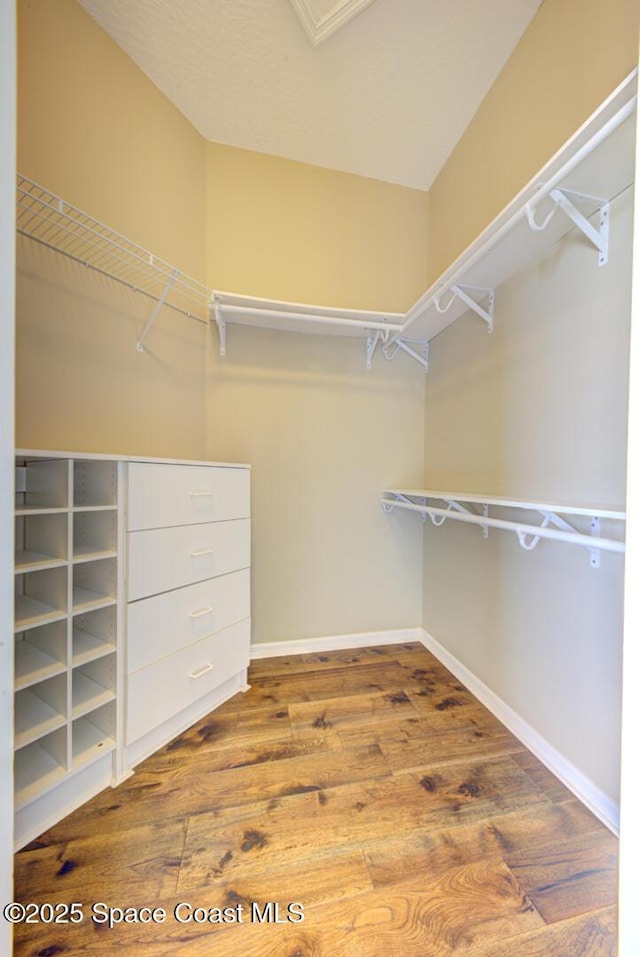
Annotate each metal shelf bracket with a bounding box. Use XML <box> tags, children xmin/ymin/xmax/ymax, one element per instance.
<box><xmin>434</xmin><ymin>284</ymin><xmax>494</xmax><ymax>333</ymax></box>
<box><xmin>136</xmin><ymin>269</ymin><xmax>180</xmax><ymax>352</ymax></box>
<box><xmin>212</xmin><ymin>297</ymin><xmax>226</xmax><ymax>357</ymax></box>
<box><xmin>526</xmin><ymin>188</ymin><xmax>610</xmax><ymax>266</ymax></box>
<box><xmin>366</xmin><ymin>331</ymin><xmax>381</xmax><ymax>370</ymax></box>
<box><xmin>382</xmin><ymin>339</ymin><xmax>429</xmax><ymax>373</ymax></box>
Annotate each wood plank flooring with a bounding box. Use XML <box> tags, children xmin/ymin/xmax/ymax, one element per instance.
<box><xmin>12</xmin><ymin>642</ymin><xmax>618</xmax><ymax>956</ymax></box>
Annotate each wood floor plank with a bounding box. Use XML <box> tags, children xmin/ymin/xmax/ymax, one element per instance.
<box><xmin>376</xmin><ymin>723</ymin><xmax>526</xmax><ymax>772</ymax></box>
<box><xmin>12</xmin><ymin>643</ymin><xmax>618</xmax><ymax>957</ymax></box>
<box><xmin>169</xmin><ymin>859</ymin><xmax>543</xmax><ymax>957</ymax></box>
<box><xmin>160</xmin><ymin>702</ymin><xmax>294</xmax><ymax>752</ymax></box>
<box><xmin>511</xmin><ymin>750</ymin><xmax>579</xmax><ymax>803</ymax></box>
<box><xmin>176</xmin><ymin>755</ymin><xmax>550</xmax><ymax>892</ymax></box>
<box><xmin>14</xmin><ymin>817</ymin><xmax>188</xmax><ymax>898</ymax></box>
<box><xmin>504</xmin><ymin>830</ymin><xmax>618</xmax><ymax>923</ymax></box>
<box><xmin>469</xmin><ymin>906</ymin><xmax>617</xmax><ymax>957</ymax></box>
<box><xmin>141</xmin><ymin>742</ymin><xmax>391</xmax><ymax>814</ymax></box>
<box><xmin>247</xmin><ymin>642</ymin><xmax>424</xmax><ymax>678</ymax></box>
<box><xmin>289</xmin><ymin>688</ymin><xmax>420</xmax><ymax>737</ymax></box>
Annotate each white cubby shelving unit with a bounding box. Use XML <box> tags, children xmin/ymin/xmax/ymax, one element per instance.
<box><xmin>13</xmin><ymin>452</ymin><xmax>124</xmax><ymax>844</ymax></box>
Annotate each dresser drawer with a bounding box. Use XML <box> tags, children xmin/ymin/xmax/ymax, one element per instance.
<box><xmin>127</xmin><ymin>462</ymin><xmax>250</xmax><ymax>531</ymax></box>
<box><xmin>127</xmin><ymin>518</ymin><xmax>250</xmax><ymax>601</ymax></box>
<box><xmin>126</xmin><ymin>618</ymin><xmax>250</xmax><ymax>744</ymax></box>
<box><xmin>127</xmin><ymin>568</ymin><xmax>250</xmax><ymax>674</ymax></box>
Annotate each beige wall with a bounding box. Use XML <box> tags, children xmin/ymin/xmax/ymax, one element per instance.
<box><xmin>422</xmin><ymin>181</ymin><xmax>632</xmax><ymax>802</ymax></box>
<box><xmin>16</xmin><ymin>0</ymin><xmax>429</xmax><ymax>640</ymax></box>
<box><xmin>427</xmin><ymin>0</ymin><xmax>640</xmax><ymax>281</ymax></box>
<box><xmin>17</xmin><ymin>0</ymin><xmax>209</xmax><ymax>458</ymax></box>
<box><xmin>207</xmin><ymin>327</ymin><xmax>425</xmax><ymax>645</ymax></box>
<box><xmin>420</xmin><ymin>0</ymin><xmax>637</xmax><ymax>806</ymax></box>
<box><xmin>204</xmin><ymin>143</ymin><xmax>430</xmax><ymax>644</ymax></box>
<box><xmin>18</xmin><ymin>0</ymin><xmax>207</xmax><ymax>278</ymax></box>
<box><xmin>206</xmin><ymin>142</ymin><xmax>429</xmax><ymax>311</ymax></box>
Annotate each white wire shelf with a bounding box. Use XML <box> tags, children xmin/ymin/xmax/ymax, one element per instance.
<box><xmin>16</xmin><ymin>175</ymin><xmax>210</xmax><ymax>326</ymax></box>
<box><xmin>381</xmin><ymin>489</ymin><xmax>626</xmax><ymax>568</ymax></box>
<box><xmin>14</xmin><ymin>70</ymin><xmax>637</xmax><ymax>367</ymax></box>
<box><xmin>16</xmin><ymin>175</ymin><xmax>406</xmax><ymax>358</ymax></box>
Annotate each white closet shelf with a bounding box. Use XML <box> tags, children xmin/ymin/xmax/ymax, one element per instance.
<box><xmin>14</xmin><ymin>690</ymin><xmax>66</xmax><ymax>750</ymax></box>
<box><xmin>14</xmin><ymin>596</ymin><xmax>67</xmax><ymax>633</ymax></box>
<box><xmin>72</xmin><ymin>587</ymin><xmax>116</xmax><ymax>615</ymax></box>
<box><xmin>14</xmin><ymin>744</ymin><xmax>67</xmax><ymax>810</ymax></box>
<box><xmin>15</xmin><ymin>70</ymin><xmax>637</xmax><ymax>369</ymax></box>
<box><xmin>385</xmin><ymin>71</ymin><xmax>637</xmax><ymax>356</ymax></box>
<box><xmin>72</xmin><ymin>628</ymin><xmax>116</xmax><ymax>668</ymax></box>
<box><xmin>72</xmin><ymin>673</ymin><xmax>115</xmax><ymax>720</ymax></box>
<box><xmin>15</xmin><ymin>642</ymin><xmax>66</xmax><ymax>690</ymax></box>
<box><xmin>72</xmin><ymin>545</ymin><xmax>117</xmax><ymax>564</ymax></box>
<box><xmin>14</xmin><ymin>550</ymin><xmax>66</xmax><ymax>574</ymax></box>
<box><xmin>381</xmin><ymin>489</ymin><xmax>626</xmax><ymax>568</ymax></box>
<box><xmin>72</xmin><ymin>719</ymin><xmax>115</xmax><ymax>770</ymax></box>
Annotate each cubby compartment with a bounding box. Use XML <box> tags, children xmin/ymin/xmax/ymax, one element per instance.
<box><xmin>13</xmin><ymin>451</ymin><xmax>123</xmax><ymax>849</ymax></box>
<box><xmin>73</xmin><ymin>606</ymin><xmax>117</xmax><ymax>667</ymax></box>
<box><xmin>15</xmin><ymin>620</ymin><xmax>67</xmax><ymax>690</ymax></box>
<box><xmin>14</xmin><ymin>566</ymin><xmax>68</xmax><ymax>631</ymax></box>
<box><xmin>15</xmin><ymin>511</ymin><xmax>68</xmax><ymax>572</ymax></box>
<box><xmin>73</xmin><ymin>509</ymin><xmax>117</xmax><ymax>563</ymax></box>
<box><xmin>72</xmin><ymin>656</ymin><xmax>116</xmax><ymax>720</ymax></box>
<box><xmin>72</xmin><ymin>702</ymin><xmax>116</xmax><ymax>770</ymax></box>
<box><xmin>14</xmin><ymin>729</ymin><xmax>68</xmax><ymax>809</ymax></box>
<box><xmin>73</xmin><ymin>460</ymin><xmax>118</xmax><ymax>508</ymax></box>
<box><xmin>14</xmin><ymin>674</ymin><xmax>67</xmax><ymax>750</ymax></box>
<box><xmin>72</xmin><ymin>557</ymin><xmax>117</xmax><ymax>613</ymax></box>
<box><xmin>15</xmin><ymin>457</ymin><xmax>69</xmax><ymax>511</ymax></box>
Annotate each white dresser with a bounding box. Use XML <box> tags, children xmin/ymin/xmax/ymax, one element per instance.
<box><xmin>124</xmin><ymin>460</ymin><xmax>251</xmax><ymax>768</ymax></box>
<box><xmin>13</xmin><ymin>451</ymin><xmax>251</xmax><ymax>848</ymax></box>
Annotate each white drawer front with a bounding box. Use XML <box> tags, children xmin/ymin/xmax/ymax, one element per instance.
<box><xmin>127</xmin><ymin>462</ymin><xmax>250</xmax><ymax>531</ymax></box>
<box><xmin>126</xmin><ymin>618</ymin><xmax>250</xmax><ymax>744</ymax></box>
<box><xmin>127</xmin><ymin>518</ymin><xmax>250</xmax><ymax>601</ymax></box>
<box><xmin>127</xmin><ymin>568</ymin><xmax>250</xmax><ymax>674</ymax></box>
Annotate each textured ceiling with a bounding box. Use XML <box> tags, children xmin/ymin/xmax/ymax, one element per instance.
<box><xmin>77</xmin><ymin>0</ymin><xmax>543</xmax><ymax>191</ymax></box>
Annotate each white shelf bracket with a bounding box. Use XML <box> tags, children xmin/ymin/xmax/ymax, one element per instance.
<box><xmin>383</xmin><ymin>339</ymin><xmax>429</xmax><ymax>373</ymax></box>
<box><xmin>366</xmin><ymin>331</ymin><xmax>381</xmax><ymax>370</ymax></box>
<box><xmin>136</xmin><ymin>269</ymin><xmax>179</xmax><ymax>352</ymax></box>
<box><xmin>212</xmin><ymin>296</ymin><xmax>226</xmax><ymax>357</ymax></box>
<box><xmin>526</xmin><ymin>188</ymin><xmax>610</xmax><ymax>266</ymax></box>
<box><xmin>434</xmin><ymin>284</ymin><xmax>494</xmax><ymax>333</ymax></box>
<box><xmin>482</xmin><ymin>503</ymin><xmax>489</xmax><ymax>539</ymax></box>
<box><xmin>590</xmin><ymin>516</ymin><xmax>602</xmax><ymax>569</ymax></box>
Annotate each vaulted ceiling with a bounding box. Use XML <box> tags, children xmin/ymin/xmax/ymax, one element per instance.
<box><xmin>77</xmin><ymin>0</ymin><xmax>544</xmax><ymax>191</ymax></box>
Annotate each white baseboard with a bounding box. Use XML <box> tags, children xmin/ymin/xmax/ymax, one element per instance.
<box><xmin>250</xmin><ymin>627</ymin><xmax>424</xmax><ymax>660</ymax></box>
<box><xmin>420</xmin><ymin>628</ymin><xmax>620</xmax><ymax>835</ymax></box>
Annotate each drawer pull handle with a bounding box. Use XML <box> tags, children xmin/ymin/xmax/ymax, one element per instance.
<box><xmin>189</xmin><ymin>662</ymin><xmax>214</xmax><ymax>679</ymax></box>
<box><xmin>190</xmin><ymin>548</ymin><xmax>214</xmax><ymax>558</ymax></box>
<box><xmin>189</xmin><ymin>490</ymin><xmax>213</xmax><ymax>497</ymax></box>
<box><xmin>189</xmin><ymin>605</ymin><xmax>214</xmax><ymax>619</ymax></box>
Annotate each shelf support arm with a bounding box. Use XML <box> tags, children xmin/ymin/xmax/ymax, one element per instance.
<box><xmin>366</xmin><ymin>331</ymin><xmax>381</xmax><ymax>370</ymax></box>
<box><xmin>136</xmin><ymin>269</ymin><xmax>179</xmax><ymax>352</ymax></box>
<box><xmin>383</xmin><ymin>339</ymin><xmax>429</xmax><ymax>372</ymax></box>
<box><xmin>434</xmin><ymin>284</ymin><xmax>494</xmax><ymax>333</ymax></box>
<box><xmin>211</xmin><ymin>296</ymin><xmax>226</xmax><ymax>357</ymax></box>
<box><xmin>525</xmin><ymin>188</ymin><xmax>610</xmax><ymax>266</ymax></box>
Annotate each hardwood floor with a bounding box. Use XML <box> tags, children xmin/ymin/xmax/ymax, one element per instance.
<box><xmin>12</xmin><ymin>643</ymin><xmax>618</xmax><ymax>956</ymax></box>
